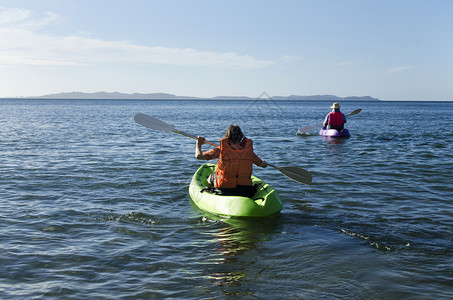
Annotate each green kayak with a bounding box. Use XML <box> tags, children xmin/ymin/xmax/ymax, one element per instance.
<box><xmin>189</xmin><ymin>163</ymin><xmax>283</xmax><ymax>218</ymax></box>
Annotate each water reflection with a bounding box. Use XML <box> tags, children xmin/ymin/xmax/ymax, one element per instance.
<box><xmin>207</xmin><ymin>217</ymin><xmax>280</xmax><ymax>295</ymax></box>
<box><xmin>321</xmin><ymin>136</ymin><xmax>349</xmax><ymax>144</ymax></box>
<box><xmin>213</xmin><ymin>222</ymin><xmax>258</xmax><ymax>261</ymax></box>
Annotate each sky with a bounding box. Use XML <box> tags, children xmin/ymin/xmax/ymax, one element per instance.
<box><xmin>0</xmin><ymin>0</ymin><xmax>452</xmax><ymax>101</ymax></box>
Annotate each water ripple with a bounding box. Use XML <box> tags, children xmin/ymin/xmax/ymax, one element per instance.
<box><xmin>0</xmin><ymin>100</ymin><xmax>452</xmax><ymax>299</ymax></box>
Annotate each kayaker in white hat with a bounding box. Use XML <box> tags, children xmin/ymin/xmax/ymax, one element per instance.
<box><xmin>322</xmin><ymin>102</ymin><xmax>347</xmax><ymax>131</ymax></box>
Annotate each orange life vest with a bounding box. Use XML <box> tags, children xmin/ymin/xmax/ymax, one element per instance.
<box><xmin>215</xmin><ymin>137</ymin><xmax>254</xmax><ymax>189</ymax></box>
<box><xmin>328</xmin><ymin>111</ymin><xmax>344</xmax><ymax>127</ymax></box>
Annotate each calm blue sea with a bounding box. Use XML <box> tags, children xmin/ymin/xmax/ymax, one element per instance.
<box><xmin>0</xmin><ymin>99</ymin><xmax>452</xmax><ymax>299</ymax></box>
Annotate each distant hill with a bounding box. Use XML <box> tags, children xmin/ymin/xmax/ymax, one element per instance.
<box><xmin>36</xmin><ymin>91</ymin><xmax>198</xmax><ymax>100</ymax></box>
<box><xmin>271</xmin><ymin>94</ymin><xmax>380</xmax><ymax>101</ymax></box>
<box><xmin>33</xmin><ymin>91</ymin><xmax>380</xmax><ymax>101</ymax></box>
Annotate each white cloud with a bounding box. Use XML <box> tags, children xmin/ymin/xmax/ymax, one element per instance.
<box><xmin>0</xmin><ymin>7</ymin><xmax>31</xmax><ymax>24</ymax></box>
<box><xmin>0</xmin><ymin>7</ymin><xmax>274</xmax><ymax>70</ymax></box>
<box><xmin>278</xmin><ymin>55</ymin><xmax>302</xmax><ymax>63</ymax></box>
<box><xmin>387</xmin><ymin>65</ymin><xmax>414</xmax><ymax>73</ymax></box>
<box><xmin>336</xmin><ymin>61</ymin><xmax>356</xmax><ymax>67</ymax></box>
<box><xmin>336</xmin><ymin>60</ymin><xmax>368</xmax><ymax>67</ymax></box>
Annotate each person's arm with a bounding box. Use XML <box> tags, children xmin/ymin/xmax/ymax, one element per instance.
<box><xmin>343</xmin><ymin>113</ymin><xmax>347</xmax><ymax>123</ymax></box>
<box><xmin>323</xmin><ymin>114</ymin><xmax>329</xmax><ymax>127</ymax></box>
<box><xmin>195</xmin><ymin>136</ymin><xmax>207</xmax><ymax>160</ymax></box>
<box><xmin>253</xmin><ymin>153</ymin><xmax>267</xmax><ymax>168</ymax></box>
<box><xmin>196</xmin><ymin>137</ymin><xmax>220</xmax><ymax>160</ymax></box>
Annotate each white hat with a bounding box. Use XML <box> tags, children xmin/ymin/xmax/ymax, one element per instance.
<box><xmin>330</xmin><ymin>102</ymin><xmax>340</xmax><ymax>109</ymax></box>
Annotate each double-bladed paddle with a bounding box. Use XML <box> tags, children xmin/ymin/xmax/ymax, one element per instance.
<box><xmin>297</xmin><ymin>108</ymin><xmax>362</xmax><ymax>135</ymax></box>
<box><xmin>134</xmin><ymin>113</ymin><xmax>312</xmax><ymax>185</ymax></box>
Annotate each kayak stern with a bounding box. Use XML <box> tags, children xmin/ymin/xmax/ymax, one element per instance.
<box><xmin>189</xmin><ymin>164</ymin><xmax>283</xmax><ymax>218</ymax></box>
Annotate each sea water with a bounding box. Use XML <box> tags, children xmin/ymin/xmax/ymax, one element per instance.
<box><xmin>0</xmin><ymin>99</ymin><xmax>452</xmax><ymax>299</ymax></box>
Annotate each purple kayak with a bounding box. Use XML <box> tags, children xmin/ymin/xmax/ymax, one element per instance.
<box><xmin>319</xmin><ymin>128</ymin><xmax>351</xmax><ymax>138</ymax></box>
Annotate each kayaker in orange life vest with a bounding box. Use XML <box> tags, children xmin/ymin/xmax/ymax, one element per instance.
<box><xmin>195</xmin><ymin>125</ymin><xmax>267</xmax><ymax>196</ymax></box>
<box><xmin>322</xmin><ymin>102</ymin><xmax>347</xmax><ymax>131</ymax></box>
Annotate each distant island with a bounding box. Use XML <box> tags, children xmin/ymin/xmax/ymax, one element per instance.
<box><xmin>28</xmin><ymin>91</ymin><xmax>380</xmax><ymax>101</ymax></box>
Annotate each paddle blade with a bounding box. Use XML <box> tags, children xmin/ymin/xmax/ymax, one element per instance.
<box><xmin>297</xmin><ymin>123</ymin><xmax>322</xmax><ymax>135</ymax></box>
<box><xmin>134</xmin><ymin>113</ymin><xmax>176</xmax><ymax>132</ymax></box>
<box><xmin>297</xmin><ymin>126</ymin><xmax>314</xmax><ymax>135</ymax></box>
<box><xmin>272</xmin><ymin>165</ymin><xmax>312</xmax><ymax>185</ymax></box>
<box><xmin>347</xmin><ymin>108</ymin><xmax>362</xmax><ymax>116</ymax></box>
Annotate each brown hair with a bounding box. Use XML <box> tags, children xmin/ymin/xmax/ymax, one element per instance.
<box><xmin>224</xmin><ymin>124</ymin><xmax>244</xmax><ymax>144</ymax></box>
